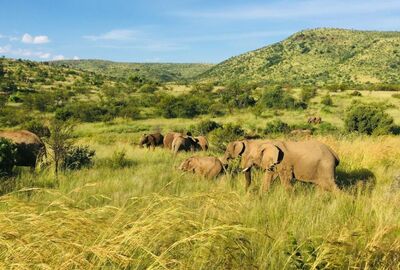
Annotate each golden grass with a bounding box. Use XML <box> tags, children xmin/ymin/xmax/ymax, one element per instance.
<box><xmin>1</xmin><ymin>133</ymin><xmax>400</xmax><ymax>268</ymax></box>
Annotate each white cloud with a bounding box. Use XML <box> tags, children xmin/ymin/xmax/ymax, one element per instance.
<box><xmin>84</xmin><ymin>29</ymin><xmax>138</xmax><ymax>41</ymax></box>
<box><xmin>22</xmin><ymin>33</ymin><xmax>50</xmax><ymax>44</ymax></box>
<box><xmin>73</xmin><ymin>56</ymin><xmax>80</xmax><ymax>60</ymax></box>
<box><xmin>52</xmin><ymin>54</ymin><xmax>65</xmax><ymax>60</ymax></box>
<box><xmin>0</xmin><ymin>44</ymin><xmax>52</xmax><ymax>59</ymax></box>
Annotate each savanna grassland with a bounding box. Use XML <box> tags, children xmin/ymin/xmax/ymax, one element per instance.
<box><xmin>1</xmin><ymin>28</ymin><xmax>400</xmax><ymax>269</ymax></box>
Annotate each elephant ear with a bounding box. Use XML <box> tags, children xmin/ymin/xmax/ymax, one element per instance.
<box><xmin>258</xmin><ymin>143</ymin><xmax>283</xmax><ymax>170</ymax></box>
<box><xmin>232</xmin><ymin>141</ymin><xmax>245</xmax><ymax>157</ymax></box>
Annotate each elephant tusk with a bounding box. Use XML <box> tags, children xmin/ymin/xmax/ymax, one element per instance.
<box><xmin>242</xmin><ymin>167</ymin><xmax>251</xmax><ymax>172</ymax></box>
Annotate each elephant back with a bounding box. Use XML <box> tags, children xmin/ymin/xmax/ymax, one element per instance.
<box><xmin>0</xmin><ymin>130</ymin><xmax>43</xmax><ymax>145</ymax></box>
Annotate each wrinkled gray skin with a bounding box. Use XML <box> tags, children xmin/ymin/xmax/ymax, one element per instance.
<box><xmin>242</xmin><ymin>140</ymin><xmax>340</xmax><ymax>192</ymax></box>
<box><xmin>179</xmin><ymin>156</ymin><xmax>223</xmax><ymax>178</ymax></box>
<box><xmin>140</xmin><ymin>132</ymin><xmax>164</xmax><ymax>150</ymax></box>
<box><xmin>171</xmin><ymin>135</ymin><xmax>198</xmax><ymax>154</ymax></box>
<box><xmin>0</xmin><ymin>130</ymin><xmax>46</xmax><ymax>169</ymax></box>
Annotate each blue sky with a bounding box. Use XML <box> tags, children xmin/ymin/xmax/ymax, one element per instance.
<box><xmin>1</xmin><ymin>0</ymin><xmax>400</xmax><ymax>63</ymax></box>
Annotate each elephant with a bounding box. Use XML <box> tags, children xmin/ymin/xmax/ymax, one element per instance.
<box><xmin>221</xmin><ymin>140</ymin><xmax>270</xmax><ymax>189</ymax></box>
<box><xmin>164</xmin><ymin>132</ymin><xmax>192</xmax><ymax>149</ymax></box>
<box><xmin>194</xmin><ymin>136</ymin><xmax>208</xmax><ymax>151</ymax></box>
<box><xmin>0</xmin><ymin>130</ymin><xmax>46</xmax><ymax>169</ymax></box>
<box><xmin>171</xmin><ymin>135</ymin><xmax>198</xmax><ymax>154</ymax></box>
<box><xmin>241</xmin><ymin>140</ymin><xmax>340</xmax><ymax>192</ymax></box>
<box><xmin>179</xmin><ymin>156</ymin><xmax>224</xmax><ymax>178</ymax></box>
<box><xmin>140</xmin><ymin>132</ymin><xmax>164</xmax><ymax>149</ymax></box>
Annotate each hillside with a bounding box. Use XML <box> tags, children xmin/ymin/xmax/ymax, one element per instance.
<box><xmin>198</xmin><ymin>28</ymin><xmax>400</xmax><ymax>86</ymax></box>
<box><xmin>0</xmin><ymin>57</ymin><xmax>115</xmax><ymax>95</ymax></box>
<box><xmin>50</xmin><ymin>60</ymin><xmax>214</xmax><ymax>83</ymax></box>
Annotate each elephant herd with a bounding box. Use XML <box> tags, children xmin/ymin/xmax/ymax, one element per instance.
<box><xmin>0</xmin><ymin>129</ymin><xmax>340</xmax><ymax>192</ymax></box>
<box><xmin>140</xmin><ymin>131</ymin><xmax>341</xmax><ymax>192</ymax></box>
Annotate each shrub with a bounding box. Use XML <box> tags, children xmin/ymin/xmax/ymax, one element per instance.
<box><xmin>139</xmin><ymin>84</ymin><xmax>158</xmax><ymax>94</ymax></box>
<box><xmin>158</xmin><ymin>94</ymin><xmax>210</xmax><ymax>118</ymax></box>
<box><xmin>209</xmin><ymin>123</ymin><xmax>245</xmax><ymax>151</ymax></box>
<box><xmin>191</xmin><ymin>83</ymin><xmax>213</xmax><ymax>93</ymax></box>
<box><xmin>314</xmin><ymin>122</ymin><xmax>339</xmax><ymax>135</ymax></box>
<box><xmin>190</xmin><ymin>120</ymin><xmax>222</xmax><ymax>135</ymax></box>
<box><xmin>22</xmin><ymin>120</ymin><xmax>51</xmax><ymax>138</ymax></box>
<box><xmin>0</xmin><ymin>138</ymin><xmax>16</xmax><ymax>177</ymax></box>
<box><xmin>350</xmin><ymin>90</ymin><xmax>362</xmax><ymax>97</ymax></box>
<box><xmin>99</xmin><ymin>150</ymin><xmax>133</xmax><ymax>169</ymax></box>
<box><xmin>219</xmin><ymin>82</ymin><xmax>256</xmax><ymax>109</ymax></box>
<box><xmin>345</xmin><ymin>104</ymin><xmax>394</xmax><ymax>135</ymax></box>
<box><xmin>392</xmin><ymin>93</ymin><xmax>400</xmax><ymax>99</ymax></box>
<box><xmin>62</xmin><ymin>145</ymin><xmax>95</xmax><ymax>170</ymax></box>
<box><xmin>264</xmin><ymin>119</ymin><xmax>290</xmax><ymax>134</ymax></box>
<box><xmin>0</xmin><ymin>95</ymin><xmax>7</xmax><ymax>107</ymax></box>
<box><xmin>300</xmin><ymin>87</ymin><xmax>317</xmax><ymax>102</ymax></box>
<box><xmin>321</xmin><ymin>94</ymin><xmax>333</xmax><ymax>106</ymax></box>
<box><xmin>259</xmin><ymin>86</ymin><xmax>306</xmax><ymax>110</ymax></box>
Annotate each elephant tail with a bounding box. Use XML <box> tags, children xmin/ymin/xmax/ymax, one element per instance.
<box><xmin>328</xmin><ymin>147</ymin><xmax>340</xmax><ymax>167</ymax></box>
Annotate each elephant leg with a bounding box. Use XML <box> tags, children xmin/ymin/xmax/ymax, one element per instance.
<box><xmin>262</xmin><ymin>172</ymin><xmax>275</xmax><ymax>192</ymax></box>
<box><xmin>279</xmin><ymin>171</ymin><xmax>293</xmax><ymax>191</ymax></box>
<box><xmin>244</xmin><ymin>170</ymin><xmax>252</xmax><ymax>191</ymax></box>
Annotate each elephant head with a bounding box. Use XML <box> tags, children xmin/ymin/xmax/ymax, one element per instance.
<box><xmin>139</xmin><ymin>134</ymin><xmax>148</xmax><ymax>147</ymax></box>
<box><xmin>242</xmin><ymin>143</ymin><xmax>283</xmax><ymax>172</ymax></box>
<box><xmin>221</xmin><ymin>141</ymin><xmax>245</xmax><ymax>164</ymax></box>
<box><xmin>179</xmin><ymin>157</ymin><xmax>196</xmax><ymax>172</ymax></box>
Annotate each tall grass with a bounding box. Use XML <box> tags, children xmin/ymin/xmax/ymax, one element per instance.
<box><xmin>0</xmin><ymin>135</ymin><xmax>399</xmax><ymax>269</ymax></box>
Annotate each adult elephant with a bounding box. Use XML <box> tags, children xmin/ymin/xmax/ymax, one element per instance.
<box><xmin>140</xmin><ymin>132</ymin><xmax>164</xmax><ymax>149</ymax></box>
<box><xmin>194</xmin><ymin>136</ymin><xmax>208</xmax><ymax>151</ymax></box>
<box><xmin>241</xmin><ymin>140</ymin><xmax>340</xmax><ymax>192</ymax></box>
<box><xmin>0</xmin><ymin>130</ymin><xmax>46</xmax><ymax>169</ymax></box>
<box><xmin>171</xmin><ymin>135</ymin><xmax>198</xmax><ymax>154</ymax></box>
<box><xmin>179</xmin><ymin>156</ymin><xmax>223</xmax><ymax>178</ymax></box>
<box><xmin>163</xmin><ymin>132</ymin><xmax>190</xmax><ymax>149</ymax></box>
<box><xmin>221</xmin><ymin>140</ymin><xmax>269</xmax><ymax>189</ymax></box>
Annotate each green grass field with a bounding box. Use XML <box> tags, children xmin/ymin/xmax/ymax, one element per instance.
<box><xmin>1</xmin><ymin>86</ymin><xmax>400</xmax><ymax>268</ymax></box>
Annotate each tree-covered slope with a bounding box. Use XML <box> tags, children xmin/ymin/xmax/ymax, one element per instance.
<box><xmin>0</xmin><ymin>57</ymin><xmax>113</xmax><ymax>95</ymax></box>
<box><xmin>198</xmin><ymin>28</ymin><xmax>400</xmax><ymax>86</ymax></box>
<box><xmin>50</xmin><ymin>60</ymin><xmax>214</xmax><ymax>83</ymax></box>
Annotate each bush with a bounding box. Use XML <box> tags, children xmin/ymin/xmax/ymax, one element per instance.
<box><xmin>209</xmin><ymin>123</ymin><xmax>245</xmax><ymax>151</ymax></box>
<box><xmin>219</xmin><ymin>82</ymin><xmax>256</xmax><ymax>109</ymax></box>
<box><xmin>190</xmin><ymin>120</ymin><xmax>222</xmax><ymax>135</ymax></box>
<box><xmin>0</xmin><ymin>138</ymin><xmax>16</xmax><ymax>177</ymax></box>
<box><xmin>259</xmin><ymin>86</ymin><xmax>306</xmax><ymax>110</ymax></box>
<box><xmin>264</xmin><ymin>119</ymin><xmax>290</xmax><ymax>134</ymax></box>
<box><xmin>191</xmin><ymin>83</ymin><xmax>213</xmax><ymax>93</ymax></box>
<box><xmin>22</xmin><ymin>120</ymin><xmax>51</xmax><ymax>138</ymax></box>
<box><xmin>139</xmin><ymin>84</ymin><xmax>158</xmax><ymax>94</ymax></box>
<box><xmin>62</xmin><ymin>145</ymin><xmax>95</xmax><ymax>170</ymax></box>
<box><xmin>321</xmin><ymin>94</ymin><xmax>333</xmax><ymax>106</ymax></box>
<box><xmin>350</xmin><ymin>90</ymin><xmax>362</xmax><ymax>97</ymax></box>
<box><xmin>345</xmin><ymin>104</ymin><xmax>395</xmax><ymax>135</ymax></box>
<box><xmin>300</xmin><ymin>87</ymin><xmax>317</xmax><ymax>102</ymax></box>
<box><xmin>99</xmin><ymin>150</ymin><xmax>133</xmax><ymax>169</ymax></box>
<box><xmin>158</xmin><ymin>94</ymin><xmax>210</xmax><ymax>118</ymax></box>
<box><xmin>392</xmin><ymin>93</ymin><xmax>400</xmax><ymax>99</ymax></box>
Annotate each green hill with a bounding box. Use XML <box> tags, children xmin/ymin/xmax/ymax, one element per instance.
<box><xmin>198</xmin><ymin>28</ymin><xmax>400</xmax><ymax>86</ymax></box>
<box><xmin>50</xmin><ymin>60</ymin><xmax>214</xmax><ymax>83</ymax></box>
<box><xmin>0</xmin><ymin>57</ymin><xmax>116</xmax><ymax>95</ymax></box>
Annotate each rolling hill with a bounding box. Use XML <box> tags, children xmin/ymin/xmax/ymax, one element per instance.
<box><xmin>198</xmin><ymin>28</ymin><xmax>400</xmax><ymax>86</ymax></box>
<box><xmin>50</xmin><ymin>60</ymin><xmax>213</xmax><ymax>83</ymax></box>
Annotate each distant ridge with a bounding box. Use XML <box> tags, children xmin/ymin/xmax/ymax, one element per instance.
<box><xmin>197</xmin><ymin>28</ymin><xmax>400</xmax><ymax>85</ymax></box>
<box><xmin>50</xmin><ymin>60</ymin><xmax>214</xmax><ymax>83</ymax></box>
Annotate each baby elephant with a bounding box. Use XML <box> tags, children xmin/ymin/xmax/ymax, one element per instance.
<box><xmin>179</xmin><ymin>156</ymin><xmax>224</xmax><ymax>178</ymax></box>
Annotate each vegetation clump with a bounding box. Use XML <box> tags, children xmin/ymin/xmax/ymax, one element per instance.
<box><xmin>264</xmin><ymin>119</ymin><xmax>290</xmax><ymax>134</ymax></box>
<box><xmin>345</xmin><ymin>104</ymin><xmax>395</xmax><ymax>135</ymax></box>
<box><xmin>63</xmin><ymin>145</ymin><xmax>95</xmax><ymax>170</ymax></box>
<box><xmin>321</xmin><ymin>94</ymin><xmax>333</xmax><ymax>106</ymax></box>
